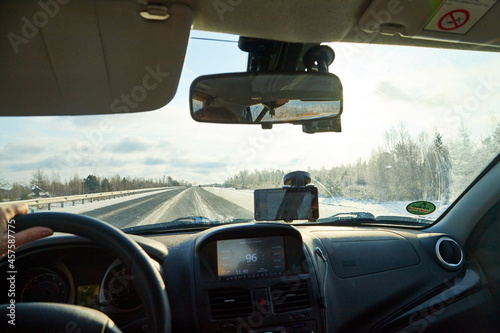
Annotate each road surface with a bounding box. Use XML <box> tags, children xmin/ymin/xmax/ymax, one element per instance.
<box><xmin>54</xmin><ymin>187</ymin><xmax>253</xmax><ymax>228</ymax></box>
<box><xmin>50</xmin><ymin>186</ymin><xmax>382</xmax><ymax>229</ymax></box>
<box><xmin>46</xmin><ymin>186</ymin><xmax>433</xmax><ymax>230</ymax></box>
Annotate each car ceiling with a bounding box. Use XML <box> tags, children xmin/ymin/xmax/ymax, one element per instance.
<box><xmin>1</xmin><ymin>0</ymin><xmax>499</xmax><ymax>117</ymax></box>
<box><xmin>191</xmin><ymin>0</ymin><xmax>500</xmax><ymax>49</ymax></box>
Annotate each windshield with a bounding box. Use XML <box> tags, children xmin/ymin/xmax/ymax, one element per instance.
<box><xmin>1</xmin><ymin>31</ymin><xmax>499</xmax><ymax>228</ymax></box>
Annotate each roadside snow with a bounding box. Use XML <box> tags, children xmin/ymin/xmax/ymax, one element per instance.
<box><xmin>203</xmin><ymin>187</ymin><xmax>449</xmax><ymax>221</ymax></box>
<box><xmin>319</xmin><ymin>196</ymin><xmax>449</xmax><ymax>220</ymax></box>
<box><xmin>201</xmin><ymin>187</ymin><xmax>352</xmax><ymax>218</ymax></box>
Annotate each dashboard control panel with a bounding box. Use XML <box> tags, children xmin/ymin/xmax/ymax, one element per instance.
<box><xmin>194</xmin><ymin>223</ymin><xmax>322</xmax><ymax>333</ymax></box>
<box><xmin>217</xmin><ymin>236</ymin><xmax>286</xmax><ymax>280</ymax></box>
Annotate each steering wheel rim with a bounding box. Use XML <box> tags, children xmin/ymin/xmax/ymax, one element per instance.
<box><xmin>1</xmin><ymin>212</ymin><xmax>171</xmax><ymax>333</ymax></box>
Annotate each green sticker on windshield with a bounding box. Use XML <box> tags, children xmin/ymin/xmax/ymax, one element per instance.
<box><xmin>406</xmin><ymin>201</ymin><xmax>436</xmax><ymax>215</ymax></box>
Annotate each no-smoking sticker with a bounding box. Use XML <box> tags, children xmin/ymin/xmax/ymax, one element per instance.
<box><xmin>425</xmin><ymin>0</ymin><xmax>497</xmax><ymax>35</ymax></box>
<box><xmin>438</xmin><ymin>9</ymin><xmax>470</xmax><ymax>31</ymax></box>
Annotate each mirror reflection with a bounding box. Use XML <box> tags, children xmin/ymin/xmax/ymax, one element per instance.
<box><xmin>190</xmin><ymin>72</ymin><xmax>342</xmax><ymax>124</ymax></box>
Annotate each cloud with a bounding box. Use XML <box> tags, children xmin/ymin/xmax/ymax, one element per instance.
<box><xmin>145</xmin><ymin>157</ymin><xmax>167</xmax><ymax>165</ymax></box>
<box><xmin>103</xmin><ymin>136</ymin><xmax>153</xmax><ymax>154</ymax></box>
<box><xmin>373</xmin><ymin>81</ymin><xmax>412</xmax><ymax>103</ymax></box>
<box><xmin>8</xmin><ymin>158</ymin><xmax>56</xmax><ymax>172</ymax></box>
<box><xmin>168</xmin><ymin>158</ymin><xmax>226</xmax><ymax>171</ymax></box>
<box><xmin>1</xmin><ymin>141</ymin><xmax>48</xmax><ymax>156</ymax></box>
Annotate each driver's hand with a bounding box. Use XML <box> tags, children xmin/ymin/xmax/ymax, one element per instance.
<box><xmin>0</xmin><ymin>203</ymin><xmax>53</xmax><ymax>256</ymax></box>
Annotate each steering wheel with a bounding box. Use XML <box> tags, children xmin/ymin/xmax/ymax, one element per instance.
<box><xmin>0</xmin><ymin>212</ymin><xmax>171</xmax><ymax>333</ymax></box>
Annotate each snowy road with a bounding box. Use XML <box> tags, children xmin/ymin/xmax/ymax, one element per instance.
<box><xmin>136</xmin><ymin>187</ymin><xmax>253</xmax><ymax>227</ymax></box>
<box><xmin>51</xmin><ymin>187</ymin><xmax>253</xmax><ymax>228</ymax></box>
<box><xmin>47</xmin><ymin>186</ymin><xmax>441</xmax><ymax>229</ymax></box>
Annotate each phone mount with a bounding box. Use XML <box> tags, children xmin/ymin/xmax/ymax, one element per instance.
<box><xmin>283</xmin><ymin>171</ymin><xmax>312</xmax><ymax>188</ymax></box>
<box><xmin>303</xmin><ymin>45</ymin><xmax>335</xmax><ymax>73</ymax></box>
<box><xmin>238</xmin><ymin>37</ymin><xmax>335</xmax><ymax>74</ymax></box>
<box><xmin>284</xmin><ymin>171</ymin><xmax>318</xmax><ymax>222</ymax></box>
<box><xmin>254</xmin><ymin>171</ymin><xmax>319</xmax><ymax>223</ymax></box>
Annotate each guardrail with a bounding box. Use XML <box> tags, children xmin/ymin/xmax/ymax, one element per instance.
<box><xmin>1</xmin><ymin>187</ymin><xmax>173</xmax><ymax>212</ymax></box>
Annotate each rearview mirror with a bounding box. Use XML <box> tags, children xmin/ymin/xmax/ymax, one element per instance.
<box><xmin>190</xmin><ymin>72</ymin><xmax>342</xmax><ymax>127</ymax></box>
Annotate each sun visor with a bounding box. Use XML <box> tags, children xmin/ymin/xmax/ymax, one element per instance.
<box><xmin>0</xmin><ymin>1</ymin><xmax>193</xmax><ymax>116</ymax></box>
<box><xmin>357</xmin><ymin>0</ymin><xmax>500</xmax><ymax>49</ymax></box>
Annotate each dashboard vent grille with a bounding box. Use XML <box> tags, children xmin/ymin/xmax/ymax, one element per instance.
<box><xmin>435</xmin><ymin>237</ymin><xmax>463</xmax><ymax>270</ymax></box>
<box><xmin>208</xmin><ymin>288</ymin><xmax>252</xmax><ymax>320</ymax></box>
<box><xmin>271</xmin><ymin>280</ymin><xmax>310</xmax><ymax>313</ymax></box>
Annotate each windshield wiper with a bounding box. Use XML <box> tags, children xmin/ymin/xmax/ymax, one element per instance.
<box><xmin>314</xmin><ymin>212</ymin><xmax>430</xmax><ymax>226</ymax></box>
<box><xmin>317</xmin><ymin>212</ymin><xmax>376</xmax><ymax>223</ymax></box>
<box><xmin>122</xmin><ymin>216</ymin><xmax>254</xmax><ymax>235</ymax></box>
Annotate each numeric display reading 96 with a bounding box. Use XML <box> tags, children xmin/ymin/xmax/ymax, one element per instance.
<box><xmin>217</xmin><ymin>237</ymin><xmax>285</xmax><ymax>280</ymax></box>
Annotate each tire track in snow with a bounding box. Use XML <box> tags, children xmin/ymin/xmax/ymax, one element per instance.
<box><xmin>136</xmin><ymin>187</ymin><xmax>253</xmax><ymax>226</ymax></box>
<box><xmin>81</xmin><ymin>188</ymin><xmax>186</xmax><ymax>228</ymax></box>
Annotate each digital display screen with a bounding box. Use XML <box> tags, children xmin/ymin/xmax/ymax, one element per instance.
<box><xmin>77</xmin><ymin>284</ymin><xmax>100</xmax><ymax>309</ymax></box>
<box><xmin>254</xmin><ymin>186</ymin><xmax>319</xmax><ymax>221</ymax></box>
<box><xmin>217</xmin><ymin>237</ymin><xmax>285</xmax><ymax>279</ymax></box>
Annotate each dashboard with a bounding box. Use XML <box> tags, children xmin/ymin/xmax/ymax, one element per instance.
<box><xmin>4</xmin><ymin>243</ymin><xmax>151</xmax><ymax>331</ymax></box>
<box><xmin>1</xmin><ymin>222</ymin><xmax>497</xmax><ymax>333</ymax></box>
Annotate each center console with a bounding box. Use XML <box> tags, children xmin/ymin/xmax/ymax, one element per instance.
<box><xmin>194</xmin><ymin>223</ymin><xmax>321</xmax><ymax>333</ymax></box>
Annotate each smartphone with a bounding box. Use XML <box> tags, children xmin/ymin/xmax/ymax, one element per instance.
<box><xmin>254</xmin><ymin>186</ymin><xmax>319</xmax><ymax>221</ymax></box>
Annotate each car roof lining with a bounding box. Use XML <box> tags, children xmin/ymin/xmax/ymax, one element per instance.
<box><xmin>1</xmin><ymin>0</ymin><xmax>499</xmax><ymax>117</ymax></box>
<box><xmin>189</xmin><ymin>0</ymin><xmax>500</xmax><ymax>50</ymax></box>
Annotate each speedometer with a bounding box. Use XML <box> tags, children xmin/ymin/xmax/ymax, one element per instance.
<box><xmin>100</xmin><ymin>260</ymin><xmax>142</xmax><ymax>312</ymax></box>
<box><xmin>21</xmin><ymin>269</ymin><xmax>68</xmax><ymax>303</ymax></box>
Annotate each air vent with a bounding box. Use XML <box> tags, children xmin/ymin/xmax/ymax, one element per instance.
<box><xmin>435</xmin><ymin>237</ymin><xmax>463</xmax><ymax>270</ymax></box>
<box><xmin>208</xmin><ymin>288</ymin><xmax>252</xmax><ymax>320</ymax></box>
<box><xmin>271</xmin><ymin>280</ymin><xmax>311</xmax><ymax>313</ymax></box>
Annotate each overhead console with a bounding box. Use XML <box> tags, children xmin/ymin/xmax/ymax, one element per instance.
<box><xmin>358</xmin><ymin>0</ymin><xmax>500</xmax><ymax>49</ymax></box>
<box><xmin>194</xmin><ymin>223</ymin><xmax>322</xmax><ymax>333</ymax></box>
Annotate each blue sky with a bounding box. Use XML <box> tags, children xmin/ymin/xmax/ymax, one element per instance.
<box><xmin>1</xmin><ymin>31</ymin><xmax>500</xmax><ymax>186</ymax></box>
